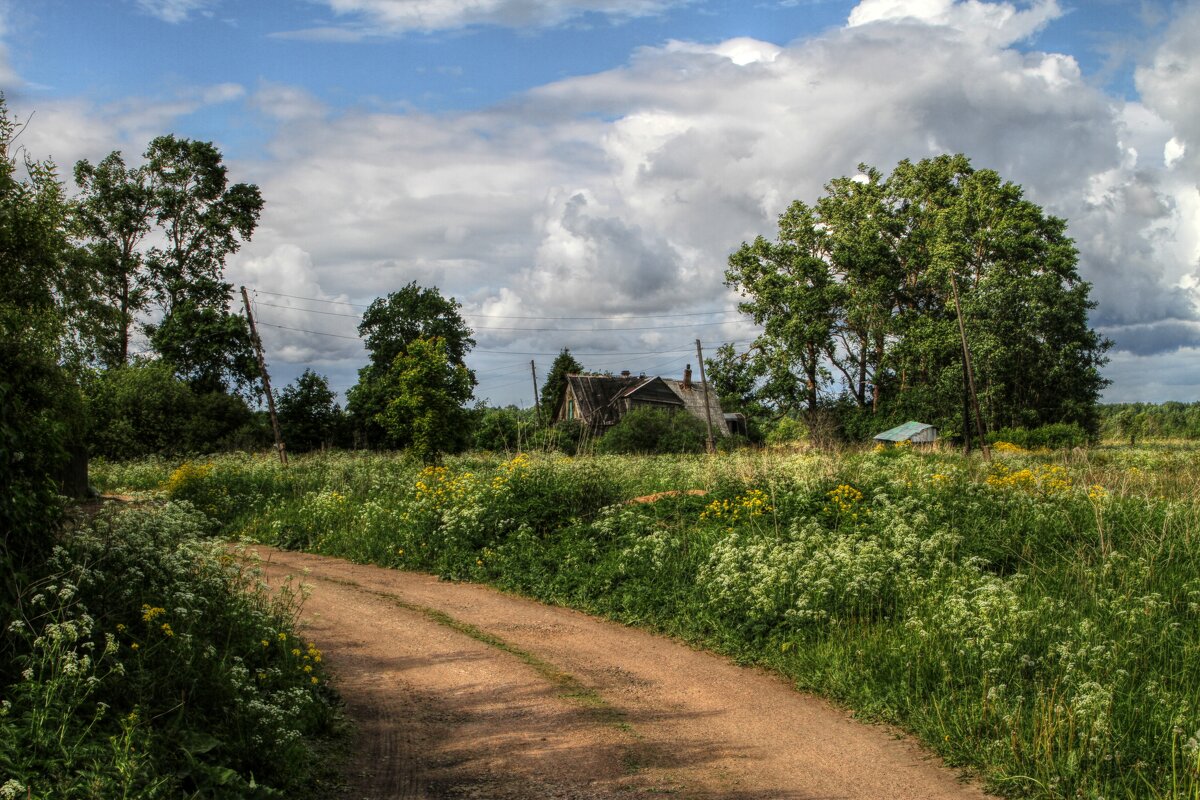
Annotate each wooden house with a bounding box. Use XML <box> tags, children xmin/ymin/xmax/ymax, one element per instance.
<box><xmin>555</xmin><ymin>366</ymin><xmax>729</xmax><ymax>436</ymax></box>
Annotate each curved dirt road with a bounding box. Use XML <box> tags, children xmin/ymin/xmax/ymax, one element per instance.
<box><xmin>255</xmin><ymin>547</ymin><xmax>992</xmax><ymax>800</ymax></box>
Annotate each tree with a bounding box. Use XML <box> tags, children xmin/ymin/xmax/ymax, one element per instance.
<box><xmin>348</xmin><ymin>283</ymin><xmax>475</xmax><ymax>447</ymax></box>
<box><xmin>725</xmin><ymin>200</ymin><xmax>841</xmax><ymax>417</ymax></box>
<box><xmin>141</xmin><ymin>135</ymin><xmax>263</xmax><ymax>393</ymax></box>
<box><xmin>0</xmin><ymin>98</ymin><xmax>85</xmax><ymax>572</ymax></box>
<box><xmin>377</xmin><ymin>337</ymin><xmax>474</xmax><ymax>463</ymax></box>
<box><xmin>540</xmin><ymin>348</ymin><xmax>584</xmax><ymax>419</ymax></box>
<box><xmin>72</xmin><ymin>152</ymin><xmax>155</xmax><ymax>367</ymax></box>
<box><xmin>359</xmin><ymin>281</ymin><xmax>474</xmax><ymax>370</ymax></box>
<box><xmin>148</xmin><ymin>299</ymin><xmax>257</xmax><ymax>394</ymax></box>
<box><xmin>277</xmin><ymin>369</ymin><xmax>343</xmax><ymax>453</ymax></box>
<box><xmin>728</xmin><ymin>155</ymin><xmax>1110</xmax><ymax>439</ymax></box>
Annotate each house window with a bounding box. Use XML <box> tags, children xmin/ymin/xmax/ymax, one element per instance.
<box><xmin>567</xmin><ymin>399</ymin><xmax>575</xmax><ymax>420</ymax></box>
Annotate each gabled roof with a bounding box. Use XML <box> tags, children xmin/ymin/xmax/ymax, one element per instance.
<box><xmin>874</xmin><ymin>421</ymin><xmax>936</xmax><ymax>442</ymax></box>
<box><xmin>561</xmin><ymin>374</ymin><xmax>641</xmax><ymax>420</ymax></box>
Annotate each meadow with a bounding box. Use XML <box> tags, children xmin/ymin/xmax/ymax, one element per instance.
<box><xmin>0</xmin><ymin>500</ymin><xmax>343</xmax><ymax>799</ymax></box>
<box><xmin>94</xmin><ymin>441</ymin><xmax>1200</xmax><ymax>799</ymax></box>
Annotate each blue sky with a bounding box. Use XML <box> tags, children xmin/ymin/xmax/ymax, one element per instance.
<box><xmin>4</xmin><ymin>0</ymin><xmax>1199</xmax><ymax>406</ymax></box>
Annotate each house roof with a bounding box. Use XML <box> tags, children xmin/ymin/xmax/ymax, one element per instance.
<box><xmin>559</xmin><ymin>373</ymin><xmax>728</xmax><ymax>434</ymax></box>
<box><xmin>874</xmin><ymin>421</ymin><xmax>936</xmax><ymax>442</ymax></box>
<box><xmin>661</xmin><ymin>378</ymin><xmax>727</xmax><ymax>435</ymax></box>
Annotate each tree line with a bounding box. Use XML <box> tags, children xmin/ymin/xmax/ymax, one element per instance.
<box><xmin>716</xmin><ymin>154</ymin><xmax>1111</xmax><ymax>444</ymax></box>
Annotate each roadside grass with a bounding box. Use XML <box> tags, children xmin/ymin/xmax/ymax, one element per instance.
<box><xmin>94</xmin><ymin>442</ymin><xmax>1200</xmax><ymax>799</ymax></box>
<box><xmin>0</xmin><ymin>502</ymin><xmax>344</xmax><ymax>799</ymax></box>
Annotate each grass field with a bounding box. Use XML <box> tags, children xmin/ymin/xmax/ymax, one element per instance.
<box><xmin>94</xmin><ymin>441</ymin><xmax>1200</xmax><ymax>799</ymax></box>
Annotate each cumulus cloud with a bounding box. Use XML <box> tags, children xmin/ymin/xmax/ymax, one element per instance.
<box><xmin>847</xmin><ymin>0</ymin><xmax>1062</xmax><ymax>46</ymax></box>
<box><xmin>14</xmin><ymin>0</ymin><xmax>1200</xmax><ymax>400</ymax></box>
<box><xmin>278</xmin><ymin>0</ymin><xmax>689</xmax><ymax>38</ymax></box>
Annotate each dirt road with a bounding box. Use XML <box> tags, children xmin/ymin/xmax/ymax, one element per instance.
<box><xmin>255</xmin><ymin>547</ymin><xmax>992</xmax><ymax>800</ymax></box>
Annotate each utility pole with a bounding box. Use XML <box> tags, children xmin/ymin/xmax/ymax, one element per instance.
<box><xmin>949</xmin><ymin>272</ymin><xmax>989</xmax><ymax>459</ymax></box>
<box><xmin>530</xmin><ymin>360</ymin><xmax>542</xmax><ymax>424</ymax></box>
<box><xmin>695</xmin><ymin>339</ymin><xmax>716</xmax><ymax>454</ymax></box>
<box><xmin>241</xmin><ymin>286</ymin><xmax>288</xmax><ymax>466</ymax></box>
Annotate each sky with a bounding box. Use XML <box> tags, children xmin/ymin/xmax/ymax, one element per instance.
<box><xmin>3</xmin><ymin>0</ymin><xmax>1199</xmax><ymax>407</ymax></box>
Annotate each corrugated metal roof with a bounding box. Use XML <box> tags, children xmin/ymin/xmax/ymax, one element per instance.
<box><xmin>874</xmin><ymin>421</ymin><xmax>936</xmax><ymax>442</ymax></box>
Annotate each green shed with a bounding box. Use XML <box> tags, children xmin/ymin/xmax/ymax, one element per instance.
<box><xmin>873</xmin><ymin>421</ymin><xmax>938</xmax><ymax>445</ymax></box>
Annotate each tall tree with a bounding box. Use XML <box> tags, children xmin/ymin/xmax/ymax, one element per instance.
<box><xmin>72</xmin><ymin>152</ymin><xmax>155</xmax><ymax>367</ymax></box>
<box><xmin>277</xmin><ymin>369</ymin><xmax>343</xmax><ymax>453</ymax></box>
<box><xmin>144</xmin><ymin>135</ymin><xmax>263</xmax><ymax>311</ymax></box>
<box><xmin>0</xmin><ymin>98</ymin><xmax>85</xmax><ymax>572</ymax></box>
<box><xmin>728</xmin><ymin>155</ymin><xmax>1110</xmax><ymax>437</ymax></box>
<box><xmin>377</xmin><ymin>337</ymin><xmax>474</xmax><ymax>463</ymax></box>
<box><xmin>348</xmin><ymin>283</ymin><xmax>476</xmax><ymax>448</ymax></box>
<box><xmin>540</xmin><ymin>348</ymin><xmax>584</xmax><ymax>419</ymax></box>
<box><xmin>726</xmin><ymin>200</ymin><xmax>841</xmax><ymax>417</ymax></box>
<box><xmin>139</xmin><ymin>135</ymin><xmax>263</xmax><ymax>392</ymax></box>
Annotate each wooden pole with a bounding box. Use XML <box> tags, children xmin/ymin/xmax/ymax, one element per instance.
<box><xmin>695</xmin><ymin>339</ymin><xmax>716</xmax><ymax>454</ymax></box>
<box><xmin>949</xmin><ymin>272</ymin><xmax>989</xmax><ymax>459</ymax></box>
<box><xmin>530</xmin><ymin>360</ymin><xmax>542</xmax><ymax>424</ymax></box>
<box><xmin>241</xmin><ymin>286</ymin><xmax>288</xmax><ymax>466</ymax></box>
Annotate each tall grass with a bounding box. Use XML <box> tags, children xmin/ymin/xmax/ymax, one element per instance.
<box><xmin>96</xmin><ymin>443</ymin><xmax>1200</xmax><ymax>799</ymax></box>
<box><xmin>0</xmin><ymin>502</ymin><xmax>343</xmax><ymax>799</ymax></box>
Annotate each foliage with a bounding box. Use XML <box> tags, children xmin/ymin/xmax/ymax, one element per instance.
<box><xmin>595</xmin><ymin>407</ymin><xmax>708</xmax><ymax>454</ymax></box>
<box><xmin>0</xmin><ymin>502</ymin><xmax>342</xmax><ymax>798</ymax></box>
<box><xmin>539</xmin><ymin>348</ymin><xmax>584</xmax><ymax>419</ymax></box>
<box><xmin>97</xmin><ymin>442</ymin><xmax>1200</xmax><ymax>800</ymax></box>
<box><xmin>1099</xmin><ymin>401</ymin><xmax>1200</xmax><ymax>442</ymax></box>
<box><xmin>0</xmin><ymin>98</ymin><xmax>85</xmax><ymax>574</ymax></box>
<box><xmin>472</xmin><ymin>404</ymin><xmax>536</xmax><ymax>452</ymax></box>
<box><xmin>277</xmin><ymin>369</ymin><xmax>344</xmax><ymax>453</ymax></box>
<box><xmin>148</xmin><ymin>299</ymin><xmax>258</xmax><ymax>394</ymax></box>
<box><xmin>348</xmin><ymin>282</ymin><xmax>476</xmax><ymax>448</ymax></box>
<box><xmin>377</xmin><ymin>337</ymin><xmax>474</xmax><ymax>463</ymax></box>
<box><xmin>83</xmin><ymin>361</ymin><xmax>268</xmax><ymax>459</ymax></box>
<box><xmin>726</xmin><ymin>155</ymin><xmax>1110</xmax><ymax>440</ymax></box>
<box><xmin>987</xmin><ymin>423</ymin><xmax>1090</xmax><ymax>450</ymax></box>
<box><xmin>143</xmin><ymin>135</ymin><xmax>263</xmax><ymax>313</ymax></box>
<box><xmin>71</xmin><ymin>152</ymin><xmax>155</xmax><ymax>368</ymax></box>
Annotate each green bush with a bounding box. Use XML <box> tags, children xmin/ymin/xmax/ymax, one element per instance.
<box><xmin>0</xmin><ymin>502</ymin><xmax>342</xmax><ymax>799</ymax></box>
<box><xmin>989</xmin><ymin>422</ymin><xmax>1089</xmax><ymax>450</ymax></box>
<box><xmin>596</xmin><ymin>407</ymin><xmax>707</xmax><ymax>454</ymax></box>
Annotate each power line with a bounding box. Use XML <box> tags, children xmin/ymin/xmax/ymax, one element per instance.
<box><xmin>255</xmin><ymin>321</ymin><xmax>362</xmax><ymax>341</ymax></box>
<box><xmin>250</xmin><ymin>287</ymin><xmax>743</xmax><ymax>322</ymax></box>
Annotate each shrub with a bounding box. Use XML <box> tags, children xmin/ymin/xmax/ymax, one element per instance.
<box><xmin>596</xmin><ymin>407</ymin><xmax>707</xmax><ymax>454</ymax></box>
<box><xmin>0</xmin><ymin>502</ymin><xmax>341</xmax><ymax>798</ymax></box>
<box><xmin>988</xmin><ymin>423</ymin><xmax>1089</xmax><ymax>450</ymax></box>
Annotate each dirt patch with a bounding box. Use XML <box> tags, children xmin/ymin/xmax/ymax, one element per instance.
<box><xmin>255</xmin><ymin>547</ymin><xmax>993</xmax><ymax>800</ymax></box>
<box><xmin>624</xmin><ymin>489</ymin><xmax>708</xmax><ymax>505</ymax></box>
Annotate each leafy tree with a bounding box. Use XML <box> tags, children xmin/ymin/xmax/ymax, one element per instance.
<box><xmin>359</xmin><ymin>281</ymin><xmax>474</xmax><ymax>370</ymax></box>
<box><xmin>540</xmin><ymin>348</ymin><xmax>584</xmax><ymax>420</ymax></box>
<box><xmin>277</xmin><ymin>369</ymin><xmax>344</xmax><ymax>453</ymax></box>
<box><xmin>144</xmin><ymin>135</ymin><xmax>263</xmax><ymax>311</ymax></box>
<box><xmin>139</xmin><ymin>135</ymin><xmax>262</xmax><ymax>392</ymax></box>
<box><xmin>728</xmin><ymin>155</ymin><xmax>1110</xmax><ymax>438</ymax></box>
<box><xmin>377</xmin><ymin>337</ymin><xmax>474</xmax><ymax>462</ymax></box>
<box><xmin>726</xmin><ymin>200</ymin><xmax>841</xmax><ymax>417</ymax></box>
<box><xmin>0</xmin><ymin>98</ymin><xmax>85</xmax><ymax>573</ymax></box>
<box><xmin>472</xmin><ymin>405</ymin><xmax>528</xmax><ymax>452</ymax></box>
<box><xmin>348</xmin><ymin>283</ymin><xmax>475</xmax><ymax>448</ymax></box>
<box><xmin>72</xmin><ymin>152</ymin><xmax>155</xmax><ymax>367</ymax></box>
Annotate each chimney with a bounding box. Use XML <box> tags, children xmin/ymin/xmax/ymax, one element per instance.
<box><xmin>621</xmin><ymin>370</ymin><xmax>631</xmax><ymax>377</ymax></box>
<box><xmin>683</xmin><ymin>364</ymin><xmax>693</xmax><ymax>389</ymax></box>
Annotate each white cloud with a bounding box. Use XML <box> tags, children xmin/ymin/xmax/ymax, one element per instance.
<box><xmin>9</xmin><ymin>82</ymin><xmax>246</xmax><ymax>175</ymax></box>
<box><xmin>847</xmin><ymin>0</ymin><xmax>1062</xmax><ymax>47</ymax></box>
<box><xmin>133</xmin><ymin>0</ymin><xmax>217</xmax><ymax>24</ymax></box>
<box><xmin>13</xmin><ymin>0</ymin><xmax>1200</xmax><ymax>401</ymax></box>
<box><xmin>284</xmin><ymin>0</ymin><xmax>688</xmax><ymax>36</ymax></box>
